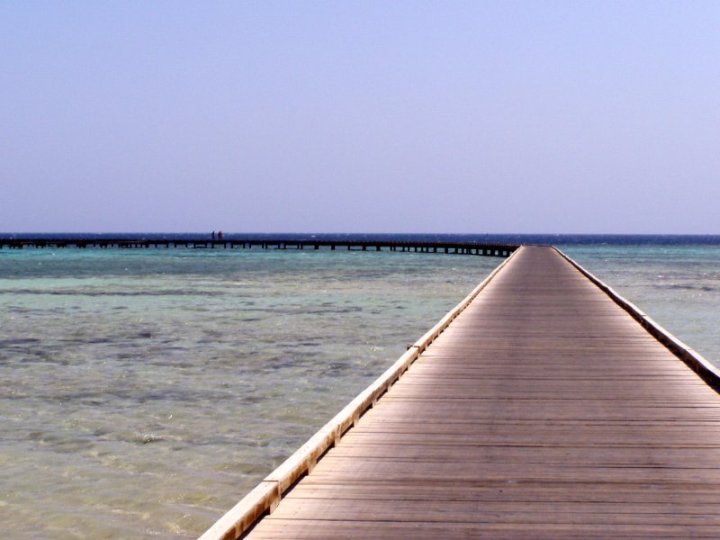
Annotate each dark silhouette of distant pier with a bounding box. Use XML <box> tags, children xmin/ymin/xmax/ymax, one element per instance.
<box><xmin>0</xmin><ymin>236</ymin><xmax>517</xmax><ymax>257</ymax></box>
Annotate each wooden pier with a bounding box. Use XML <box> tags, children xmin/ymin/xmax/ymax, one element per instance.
<box><xmin>0</xmin><ymin>237</ymin><xmax>516</xmax><ymax>257</ymax></box>
<box><xmin>202</xmin><ymin>246</ymin><xmax>720</xmax><ymax>539</ymax></box>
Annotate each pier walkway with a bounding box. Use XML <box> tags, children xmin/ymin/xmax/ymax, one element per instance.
<box><xmin>204</xmin><ymin>246</ymin><xmax>720</xmax><ymax>539</ymax></box>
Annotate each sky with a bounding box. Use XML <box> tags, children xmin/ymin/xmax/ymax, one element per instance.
<box><xmin>1</xmin><ymin>1</ymin><xmax>719</xmax><ymax>234</ymax></box>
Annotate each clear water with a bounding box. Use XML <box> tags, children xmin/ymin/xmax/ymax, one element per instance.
<box><xmin>0</xmin><ymin>248</ymin><xmax>498</xmax><ymax>538</ymax></box>
<box><xmin>1</xmin><ymin>241</ymin><xmax>719</xmax><ymax>539</ymax></box>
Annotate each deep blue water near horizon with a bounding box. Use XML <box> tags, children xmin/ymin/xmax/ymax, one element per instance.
<box><xmin>1</xmin><ymin>234</ymin><xmax>719</xmax><ymax>538</ymax></box>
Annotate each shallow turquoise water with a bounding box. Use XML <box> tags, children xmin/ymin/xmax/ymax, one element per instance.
<box><xmin>0</xmin><ymin>248</ymin><xmax>497</xmax><ymax>538</ymax></box>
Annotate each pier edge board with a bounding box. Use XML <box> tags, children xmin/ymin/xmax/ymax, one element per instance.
<box><xmin>554</xmin><ymin>247</ymin><xmax>720</xmax><ymax>392</ymax></box>
<box><xmin>197</xmin><ymin>248</ymin><xmax>524</xmax><ymax>540</ymax></box>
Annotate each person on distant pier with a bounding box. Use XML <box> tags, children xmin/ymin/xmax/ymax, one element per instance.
<box><xmin>211</xmin><ymin>231</ymin><xmax>216</xmax><ymax>240</ymax></box>
<box><xmin>218</xmin><ymin>231</ymin><xmax>224</xmax><ymax>240</ymax></box>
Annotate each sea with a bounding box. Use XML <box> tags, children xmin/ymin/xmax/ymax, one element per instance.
<box><xmin>1</xmin><ymin>233</ymin><xmax>719</xmax><ymax>538</ymax></box>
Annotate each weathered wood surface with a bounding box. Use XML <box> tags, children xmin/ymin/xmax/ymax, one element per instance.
<box><xmin>242</xmin><ymin>246</ymin><xmax>720</xmax><ymax>539</ymax></box>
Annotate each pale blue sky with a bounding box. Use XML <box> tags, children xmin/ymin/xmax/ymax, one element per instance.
<box><xmin>2</xmin><ymin>1</ymin><xmax>719</xmax><ymax>233</ymax></box>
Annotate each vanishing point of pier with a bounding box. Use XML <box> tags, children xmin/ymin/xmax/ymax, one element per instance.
<box><xmin>203</xmin><ymin>246</ymin><xmax>720</xmax><ymax>539</ymax></box>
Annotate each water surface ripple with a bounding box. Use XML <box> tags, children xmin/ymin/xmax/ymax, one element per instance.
<box><xmin>0</xmin><ymin>249</ymin><xmax>497</xmax><ymax>538</ymax></box>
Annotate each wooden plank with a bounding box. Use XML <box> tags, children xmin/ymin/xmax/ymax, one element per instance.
<box><xmin>280</xmin><ymin>481</ymin><xmax>720</xmax><ymax>504</ymax></box>
<box><xmin>268</xmin><ymin>497</ymin><xmax>720</xmax><ymax>524</ymax></box>
<box><xmin>326</xmin><ymin>444</ymin><xmax>720</xmax><ymax>466</ymax></box>
<box><xmin>304</xmin><ymin>458</ymin><xmax>720</xmax><ymax>485</ymax></box>
<box><xmin>247</xmin><ymin>519</ymin><xmax>720</xmax><ymax>540</ymax></box>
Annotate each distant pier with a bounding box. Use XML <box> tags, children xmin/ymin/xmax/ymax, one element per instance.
<box><xmin>0</xmin><ymin>237</ymin><xmax>517</xmax><ymax>257</ymax></box>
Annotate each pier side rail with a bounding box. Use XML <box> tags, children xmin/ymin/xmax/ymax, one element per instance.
<box><xmin>199</xmin><ymin>248</ymin><xmax>522</xmax><ymax>540</ymax></box>
<box><xmin>555</xmin><ymin>247</ymin><xmax>720</xmax><ymax>391</ymax></box>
